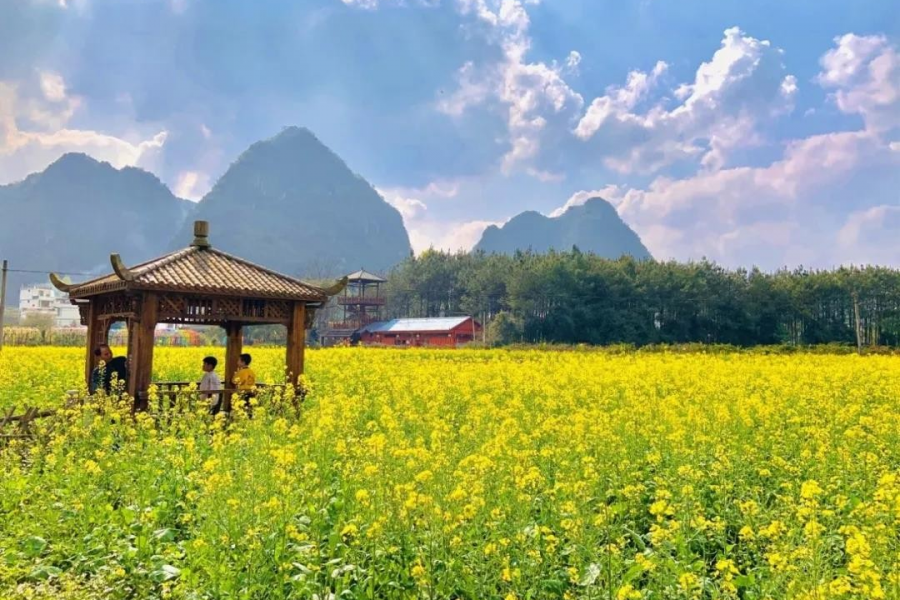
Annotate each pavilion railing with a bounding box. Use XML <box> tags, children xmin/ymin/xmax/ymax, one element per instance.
<box><xmin>140</xmin><ymin>381</ymin><xmax>306</xmax><ymax>414</ymax></box>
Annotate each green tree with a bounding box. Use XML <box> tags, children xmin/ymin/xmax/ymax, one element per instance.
<box><xmin>488</xmin><ymin>311</ymin><xmax>523</xmax><ymax>346</ymax></box>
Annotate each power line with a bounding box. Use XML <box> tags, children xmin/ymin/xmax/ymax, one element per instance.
<box><xmin>6</xmin><ymin>268</ymin><xmax>96</xmax><ymax>276</ymax></box>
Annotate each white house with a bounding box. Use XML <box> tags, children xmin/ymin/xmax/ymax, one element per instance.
<box><xmin>19</xmin><ymin>284</ymin><xmax>82</xmax><ymax>327</ymax></box>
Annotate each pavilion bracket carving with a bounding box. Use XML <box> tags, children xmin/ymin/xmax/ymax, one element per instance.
<box><xmin>77</xmin><ymin>302</ymin><xmax>90</xmax><ymax>326</ymax></box>
<box><xmin>95</xmin><ymin>295</ymin><xmax>140</xmax><ymax>320</ymax></box>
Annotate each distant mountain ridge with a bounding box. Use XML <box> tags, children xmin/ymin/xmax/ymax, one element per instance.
<box><xmin>174</xmin><ymin>126</ymin><xmax>412</xmax><ymax>277</ymax></box>
<box><xmin>474</xmin><ymin>198</ymin><xmax>652</xmax><ymax>260</ymax></box>
<box><xmin>0</xmin><ymin>127</ymin><xmax>414</xmax><ymax>305</ymax></box>
<box><xmin>0</xmin><ymin>129</ymin><xmax>648</xmax><ymax>310</ymax></box>
<box><xmin>0</xmin><ymin>153</ymin><xmax>191</xmax><ymax>303</ymax></box>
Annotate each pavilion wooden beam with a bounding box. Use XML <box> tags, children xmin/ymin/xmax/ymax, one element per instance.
<box><xmin>286</xmin><ymin>302</ymin><xmax>307</xmax><ymax>385</ymax></box>
<box><xmin>128</xmin><ymin>292</ymin><xmax>158</xmax><ymax>410</ymax></box>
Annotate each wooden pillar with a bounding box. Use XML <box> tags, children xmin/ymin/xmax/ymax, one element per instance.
<box><xmin>224</xmin><ymin>322</ymin><xmax>243</xmax><ymax>388</ymax></box>
<box><xmin>84</xmin><ymin>302</ymin><xmax>99</xmax><ymax>388</ymax></box>
<box><xmin>129</xmin><ymin>293</ymin><xmax>158</xmax><ymax>409</ymax></box>
<box><xmin>286</xmin><ymin>302</ymin><xmax>307</xmax><ymax>385</ymax></box>
<box><xmin>126</xmin><ymin>319</ymin><xmax>137</xmax><ymax>399</ymax></box>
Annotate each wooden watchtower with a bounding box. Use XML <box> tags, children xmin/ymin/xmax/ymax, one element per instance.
<box><xmin>320</xmin><ymin>269</ymin><xmax>386</xmax><ymax>346</ymax></box>
<box><xmin>50</xmin><ymin>221</ymin><xmax>346</xmax><ymax>409</ymax></box>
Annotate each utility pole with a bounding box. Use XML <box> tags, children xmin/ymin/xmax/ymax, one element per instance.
<box><xmin>0</xmin><ymin>260</ymin><xmax>8</xmax><ymax>351</ymax></box>
<box><xmin>482</xmin><ymin>298</ymin><xmax>487</xmax><ymax>344</ymax></box>
<box><xmin>853</xmin><ymin>290</ymin><xmax>862</xmax><ymax>355</ymax></box>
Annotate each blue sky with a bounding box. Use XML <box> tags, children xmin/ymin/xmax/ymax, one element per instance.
<box><xmin>1</xmin><ymin>0</ymin><xmax>898</xmax><ymax>269</ymax></box>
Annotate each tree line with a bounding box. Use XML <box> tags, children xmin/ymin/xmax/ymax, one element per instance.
<box><xmin>381</xmin><ymin>249</ymin><xmax>900</xmax><ymax>347</ymax></box>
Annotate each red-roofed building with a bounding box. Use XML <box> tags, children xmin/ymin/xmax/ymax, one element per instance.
<box><xmin>359</xmin><ymin>316</ymin><xmax>482</xmax><ymax>347</ymax></box>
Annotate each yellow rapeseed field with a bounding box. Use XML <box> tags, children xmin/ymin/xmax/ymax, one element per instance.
<box><xmin>2</xmin><ymin>347</ymin><xmax>900</xmax><ymax>599</ymax></box>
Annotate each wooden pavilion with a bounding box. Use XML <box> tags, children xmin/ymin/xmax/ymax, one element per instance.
<box><xmin>49</xmin><ymin>221</ymin><xmax>346</xmax><ymax>409</ymax></box>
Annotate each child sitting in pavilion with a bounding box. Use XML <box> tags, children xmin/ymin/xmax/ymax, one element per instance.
<box><xmin>199</xmin><ymin>356</ymin><xmax>222</xmax><ymax>411</ymax></box>
<box><xmin>233</xmin><ymin>353</ymin><xmax>256</xmax><ymax>391</ymax></box>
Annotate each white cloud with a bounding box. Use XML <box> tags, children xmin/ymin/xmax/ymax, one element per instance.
<box><xmin>36</xmin><ymin>0</ymin><xmax>90</xmax><ymax>10</ymax></box>
<box><xmin>575</xmin><ymin>27</ymin><xmax>798</xmax><ymax>174</ymax></box>
<box><xmin>421</xmin><ymin>180</ymin><xmax>459</xmax><ymax>198</ymax></box>
<box><xmin>818</xmin><ymin>33</ymin><xmax>900</xmax><ymax>133</ymax></box>
<box><xmin>365</xmin><ymin>1</ymin><xmax>791</xmax><ymax>181</ymax></box>
<box><xmin>548</xmin><ymin>185</ymin><xmax>623</xmax><ymax>217</ymax></box>
<box><xmin>617</xmin><ymin>131</ymin><xmax>883</xmax><ymax>219</ymax></box>
<box><xmin>595</xmin><ymin>130</ymin><xmax>900</xmax><ymax>267</ymax></box>
<box><xmin>837</xmin><ymin>204</ymin><xmax>898</xmax><ymax>246</ymax></box>
<box><xmin>340</xmin><ymin>0</ymin><xmax>438</xmax><ymax>8</ymax></box>
<box><xmin>437</xmin><ymin>62</ymin><xmax>492</xmax><ymax>116</ymax></box>
<box><xmin>377</xmin><ymin>187</ymin><xmax>429</xmax><ymax>220</ymax></box>
<box><xmin>174</xmin><ymin>170</ymin><xmax>211</xmax><ymax>201</ymax></box>
<box><xmin>837</xmin><ymin>205</ymin><xmax>900</xmax><ymax>265</ymax></box>
<box><xmin>408</xmin><ymin>219</ymin><xmax>502</xmax><ymax>254</ymax></box>
<box><xmin>0</xmin><ymin>75</ymin><xmax>168</xmax><ymax>184</ymax></box>
<box><xmin>574</xmin><ymin>61</ymin><xmax>668</xmax><ymax>140</ymax></box>
<box><xmin>498</xmin><ymin>46</ymin><xmax>584</xmax><ymax>173</ymax></box>
<box><xmin>643</xmin><ymin>31</ymin><xmax>900</xmax><ymax>268</ymax></box>
<box><xmin>379</xmin><ymin>179</ymin><xmax>462</xmax><ymax>203</ymax></box>
<box><xmin>31</xmin><ymin>0</ymin><xmax>71</xmax><ymax>7</ymax></box>
<box><xmin>525</xmin><ymin>167</ymin><xmax>564</xmax><ymax>182</ymax></box>
<box><xmin>38</xmin><ymin>71</ymin><xmax>67</xmax><ymax>103</ymax></box>
<box><xmin>440</xmin><ymin>0</ymin><xmax>584</xmax><ymax>176</ymax></box>
<box><xmin>377</xmin><ymin>177</ymin><xmax>489</xmax><ymax>253</ymax></box>
<box><xmin>340</xmin><ymin>0</ymin><xmax>380</xmax><ymax>8</ymax></box>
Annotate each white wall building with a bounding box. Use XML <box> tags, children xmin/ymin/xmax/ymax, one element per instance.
<box><xmin>19</xmin><ymin>284</ymin><xmax>82</xmax><ymax>327</ymax></box>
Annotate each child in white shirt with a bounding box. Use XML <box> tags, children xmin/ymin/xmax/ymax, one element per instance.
<box><xmin>199</xmin><ymin>356</ymin><xmax>222</xmax><ymax>411</ymax></box>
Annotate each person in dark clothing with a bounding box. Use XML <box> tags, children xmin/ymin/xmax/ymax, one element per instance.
<box><xmin>105</xmin><ymin>356</ymin><xmax>128</xmax><ymax>394</ymax></box>
<box><xmin>89</xmin><ymin>344</ymin><xmax>127</xmax><ymax>394</ymax></box>
<box><xmin>89</xmin><ymin>344</ymin><xmax>112</xmax><ymax>394</ymax></box>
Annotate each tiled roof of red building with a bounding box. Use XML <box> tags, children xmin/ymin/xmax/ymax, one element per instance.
<box><xmin>361</xmin><ymin>317</ymin><xmax>474</xmax><ymax>333</ymax></box>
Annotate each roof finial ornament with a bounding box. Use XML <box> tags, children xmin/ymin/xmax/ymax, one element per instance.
<box><xmin>323</xmin><ymin>276</ymin><xmax>349</xmax><ymax>297</ymax></box>
<box><xmin>49</xmin><ymin>272</ymin><xmax>73</xmax><ymax>292</ymax></box>
<box><xmin>192</xmin><ymin>220</ymin><xmax>211</xmax><ymax>249</ymax></box>
<box><xmin>110</xmin><ymin>253</ymin><xmax>135</xmax><ymax>281</ymax></box>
